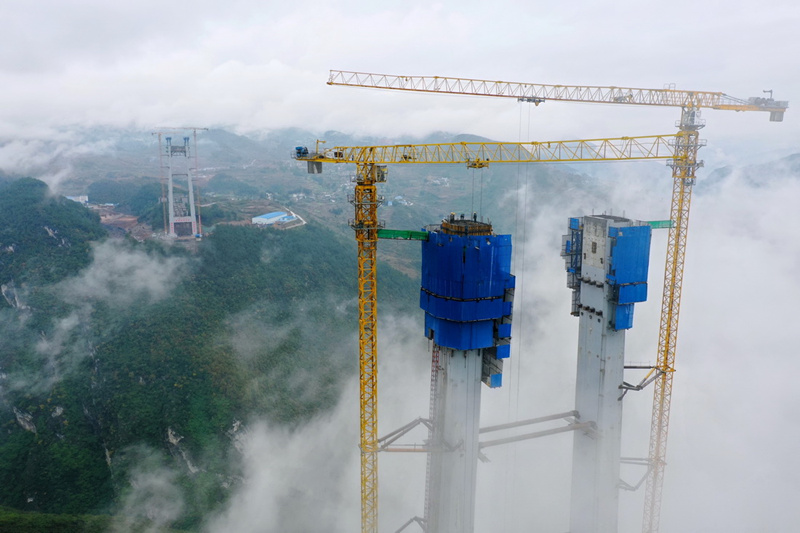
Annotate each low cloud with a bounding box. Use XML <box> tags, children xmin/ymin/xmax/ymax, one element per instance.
<box><xmin>0</xmin><ymin>136</ymin><xmax>114</xmax><ymax>191</ymax></box>
<box><xmin>3</xmin><ymin>239</ymin><xmax>189</xmax><ymax>395</ymax></box>
<box><xmin>59</xmin><ymin>239</ymin><xmax>189</xmax><ymax>308</ymax></box>
<box><xmin>203</xmin><ymin>391</ymin><xmax>360</xmax><ymax>533</ymax></box>
<box><xmin>205</xmin><ymin>313</ymin><xmax>430</xmax><ymax>532</ymax></box>
<box><xmin>110</xmin><ymin>445</ymin><xmax>186</xmax><ymax>533</ymax></box>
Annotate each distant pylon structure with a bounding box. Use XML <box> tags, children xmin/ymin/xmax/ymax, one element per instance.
<box><xmin>154</xmin><ymin>128</ymin><xmax>206</xmax><ymax>237</ymax></box>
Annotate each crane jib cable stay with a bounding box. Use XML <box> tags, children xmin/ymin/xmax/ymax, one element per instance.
<box><xmin>293</xmin><ymin>134</ymin><xmax>681</xmax><ymax>533</ymax></box>
<box><xmin>326</xmin><ymin>70</ymin><xmax>788</xmax><ymax>533</ymax></box>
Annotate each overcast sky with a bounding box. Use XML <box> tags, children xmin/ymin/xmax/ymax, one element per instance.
<box><xmin>2</xmin><ymin>0</ymin><xmax>798</xmax><ymax>167</ymax></box>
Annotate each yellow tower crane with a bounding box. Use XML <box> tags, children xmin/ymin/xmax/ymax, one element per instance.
<box><xmin>326</xmin><ymin>70</ymin><xmax>788</xmax><ymax>533</ymax></box>
<box><xmin>294</xmin><ymin>134</ymin><xmax>680</xmax><ymax>533</ymax></box>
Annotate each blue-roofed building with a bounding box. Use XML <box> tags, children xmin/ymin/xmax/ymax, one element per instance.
<box><xmin>251</xmin><ymin>211</ymin><xmax>288</xmax><ymax>226</ymax></box>
<box><xmin>251</xmin><ymin>210</ymin><xmax>303</xmax><ymax>229</ymax></box>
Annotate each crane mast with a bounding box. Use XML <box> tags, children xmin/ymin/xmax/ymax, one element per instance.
<box><xmin>353</xmin><ymin>161</ymin><xmax>383</xmax><ymax>533</ymax></box>
<box><xmin>642</xmin><ymin>106</ymin><xmax>704</xmax><ymax>533</ymax></box>
<box><xmin>294</xmin><ymin>135</ymin><xmax>678</xmax><ymax>533</ymax></box>
<box><xmin>326</xmin><ymin>70</ymin><xmax>787</xmax><ymax>533</ymax></box>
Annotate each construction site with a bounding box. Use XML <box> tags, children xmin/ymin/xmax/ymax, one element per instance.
<box><xmin>2</xmin><ymin>3</ymin><xmax>798</xmax><ymax>532</ymax></box>
<box><xmin>289</xmin><ymin>71</ymin><xmax>789</xmax><ymax>533</ymax></box>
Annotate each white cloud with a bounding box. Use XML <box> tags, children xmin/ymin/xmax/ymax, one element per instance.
<box><xmin>205</xmin><ymin>313</ymin><xmax>431</xmax><ymax>532</ymax></box>
<box><xmin>203</xmin><ymin>400</ymin><xmax>361</xmax><ymax>533</ymax></box>
<box><xmin>0</xmin><ymin>136</ymin><xmax>114</xmax><ymax>189</ymax></box>
<box><xmin>110</xmin><ymin>446</ymin><xmax>186</xmax><ymax>533</ymax></box>
<box><xmin>13</xmin><ymin>240</ymin><xmax>190</xmax><ymax>393</ymax></box>
<box><xmin>657</xmin><ymin>164</ymin><xmax>800</xmax><ymax>532</ymax></box>
<box><xmin>60</xmin><ymin>240</ymin><xmax>189</xmax><ymax>308</ymax></box>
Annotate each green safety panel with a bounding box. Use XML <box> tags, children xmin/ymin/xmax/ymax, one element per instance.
<box><xmin>377</xmin><ymin>229</ymin><xmax>429</xmax><ymax>241</ymax></box>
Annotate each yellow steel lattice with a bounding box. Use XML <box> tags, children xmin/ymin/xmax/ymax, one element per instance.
<box><xmin>328</xmin><ymin>70</ymin><xmax>788</xmax><ymax>116</ymax></box>
<box><xmin>353</xmin><ymin>165</ymin><xmax>380</xmax><ymax>533</ymax></box>
<box><xmin>302</xmin><ymin>135</ymin><xmax>677</xmax><ymax>166</ymax></box>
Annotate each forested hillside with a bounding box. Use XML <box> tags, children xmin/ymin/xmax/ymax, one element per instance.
<box><xmin>0</xmin><ymin>178</ymin><xmax>107</xmax><ymax>287</ymax></box>
<box><xmin>0</xmin><ymin>178</ymin><xmax>417</xmax><ymax>530</ymax></box>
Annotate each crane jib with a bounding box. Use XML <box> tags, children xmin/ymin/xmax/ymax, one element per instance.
<box><xmin>328</xmin><ymin>70</ymin><xmax>788</xmax><ymax>120</ymax></box>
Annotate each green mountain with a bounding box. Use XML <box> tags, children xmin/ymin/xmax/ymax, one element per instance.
<box><xmin>0</xmin><ymin>178</ymin><xmax>107</xmax><ymax>289</ymax></box>
<box><xmin>0</xmin><ymin>178</ymin><xmax>417</xmax><ymax>530</ymax></box>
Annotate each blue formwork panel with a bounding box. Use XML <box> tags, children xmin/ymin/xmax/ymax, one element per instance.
<box><xmin>608</xmin><ymin>225</ymin><xmax>652</xmax><ymax>285</ymax></box>
<box><xmin>425</xmin><ymin>314</ymin><xmax>495</xmax><ymax>350</ymax></box>
<box><xmin>495</xmin><ymin>344</ymin><xmax>511</xmax><ymax>359</ymax></box>
<box><xmin>496</xmin><ymin>323</ymin><xmax>512</xmax><ymax>338</ymax></box>
<box><xmin>421</xmin><ymin>232</ymin><xmax>513</xmax><ymax>300</ymax></box>
<box><xmin>619</xmin><ymin>283</ymin><xmax>647</xmax><ymax>304</ymax></box>
<box><xmin>421</xmin><ymin>230</ymin><xmax>514</xmax><ymax>351</ymax></box>
<box><xmin>489</xmin><ymin>373</ymin><xmax>503</xmax><ymax>388</ymax></box>
<box><xmin>614</xmin><ymin>303</ymin><xmax>635</xmax><ymax>330</ymax></box>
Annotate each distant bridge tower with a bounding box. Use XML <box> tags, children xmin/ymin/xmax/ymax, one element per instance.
<box><xmin>561</xmin><ymin>215</ymin><xmax>652</xmax><ymax>533</ymax></box>
<box><xmin>420</xmin><ymin>214</ymin><xmax>515</xmax><ymax>533</ymax></box>
<box><xmin>155</xmin><ymin>128</ymin><xmax>204</xmax><ymax>237</ymax></box>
